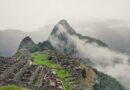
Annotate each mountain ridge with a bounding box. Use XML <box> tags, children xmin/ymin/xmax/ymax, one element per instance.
<box><xmin>50</xmin><ymin>19</ymin><xmax>107</xmax><ymax>46</ymax></box>
<box><xmin>48</xmin><ymin>19</ymin><xmax>108</xmax><ymax>57</ymax></box>
<box><xmin>1</xmin><ymin>20</ymin><xmax>130</xmax><ymax>56</ymax></box>
<box><xmin>18</xmin><ymin>19</ymin><xmax>108</xmax><ymax>56</ymax></box>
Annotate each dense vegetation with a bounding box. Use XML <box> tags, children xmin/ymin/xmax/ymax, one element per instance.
<box><xmin>93</xmin><ymin>70</ymin><xmax>125</xmax><ymax>90</ymax></box>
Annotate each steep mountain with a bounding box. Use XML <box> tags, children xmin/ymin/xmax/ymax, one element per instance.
<box><xmin>48</xmin><ymin>19</ymin><xmax>107</xmax><ymax>56</ymax></box>
<box><xmin>47</xmin><ymin>19</ymin><xmax>130</xmax><ymax>90</ymax></box>
<box><xmin>0</xmin><ymin>26</ymin><xmax>52</xmax><ymax>56</ymax></box>
<box><xmin>50</xmin><ymin>19</ymin><xmax>107</xmax><ymax>46</ymax></box>
<box><xmin>18</xmin><ymin>19</ymin><xmax>109</xmax><ymax>63</ymax></box>
<box><xmin>18</xmin><ymin>36</ymin><xmax>38</xmax><ymax>52</ymax></box>
<box><xmin>1</xmin><ymin>20</ymin><xmax>130</xmax><ymax>56</ymax></box>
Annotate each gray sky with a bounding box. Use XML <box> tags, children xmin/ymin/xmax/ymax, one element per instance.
<box><xmin>0</xmin><ymin>0</ymin><xmax>130</xmax><ymax>32</ymax></box>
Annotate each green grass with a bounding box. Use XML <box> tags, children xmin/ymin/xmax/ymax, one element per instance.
<box><xmin>64</xmin><ymin>82</ymin><xmax>73</xmax><ymax>90</ymax></box>
<box><xmin>32</xmin><ymin>53</ymin><xmax>73</xmax><ymax>90</ymax></box>
<box><xmin>0</xmin><ymin>85</ymin><xmax>27</xmax><ymax>90</ymax></box>
<box><xmin>55</xmin><ymin>69</ymin><xmax>71</xmax><ymax>79</ymax></box>
<box><xmin>33</xmin><ymin>53</ymin><xmax>60</xmax><ymax>68</ymax></box>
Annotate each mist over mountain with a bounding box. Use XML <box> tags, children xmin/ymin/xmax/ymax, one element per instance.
<box><xmin>0</xmin><ymin>20</ymin><xmax>130</xmax><ymax>57</ymax></box>
<box><xmin>74</xmin><ymin>20</ymin><xmax>130</xmax><ymax>53</ymax></box>
<box><xmin>48</xmin><ymin>19</ymin><xmax>107</xmax><ymax>56</ymax></box>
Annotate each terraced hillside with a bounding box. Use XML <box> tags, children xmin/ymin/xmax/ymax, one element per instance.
<box><xmin>0</xmin><ymin>49</ymin><xmax>125</xmax><ymax>90</ymax></box>
<box><xmin>0</xmin><ymin>49</ymin><xmax>64</xmax><ymax>90</ymax></box>
<box><xmin>32</xmin><ymin>52</ymin><xmax>80</xmax><ymax>90</ymax></box>
<box><xmin>0</xmin><ymin>49</ymin><xmax>86</xmax><ymax>90</ymax></box>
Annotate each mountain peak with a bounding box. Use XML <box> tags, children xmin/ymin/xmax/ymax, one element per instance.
<box><xmin>18</xmin><ymin>36</ymin><xmax>38</xmax><ymax>52</ymax></box>
<box><xmin>50</xmin><ymin>19</ymin><xmax>76</xmax><ymax>35</ymax></box>
<box><xmin>58</xmin><ymin>19</ymin><xmax>68</xmax><ymax>25</ymax></box>
<box><xmin>23</xmin><ymin>36</ymin><xmax>32</xmax><ymax>41</ymax></box>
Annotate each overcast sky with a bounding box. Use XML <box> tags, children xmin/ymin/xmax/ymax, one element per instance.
<box><xmin>0</xmin><ymin>0</ymin><xmax>130</xmax><ymax>32</ymax></box>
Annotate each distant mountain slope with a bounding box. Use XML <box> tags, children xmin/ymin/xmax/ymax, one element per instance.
<box><xmin>0</xmin><ymin>30</ymin><xmax>26</xmax><ymax>56</ymax></box>
<box><xmin>74</xmin><ymin>20</ymin><xmax>130</xmax><ymax>53</ymax></box>
<box><xmin>1</xmin><ymin>20</ymin><xmax>130</xmax><ymax>56</ymax></box>
<box><xmin>0</xmin><ymin>26</ymin><xmax>52</xmax><ymax>56</ymax></box>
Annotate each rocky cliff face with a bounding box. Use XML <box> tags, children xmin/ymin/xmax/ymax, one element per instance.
<box><xmin>18</xmin><ymin>36</ymin><xmax>38</xmax><ymax>53</ymax></box>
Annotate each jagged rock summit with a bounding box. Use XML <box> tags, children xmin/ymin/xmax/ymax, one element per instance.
<box><xmin>18</xmin><ymin>19</ymin><xmax>108</xmax><ymax>55</ymax></box>
<box><xmin>50</xmin><ymin>19</ymin><xmax>107</xmax><ymax>46</ymax></box>
<box><xmin>18</xmin><ymin>36</ymin><xmax>38</xmax><ymax>52</ymax></box>
<box><xmin>51</xmin><ymin>19</ymin><xmax>76</xmax><ymax>35</ymax></box>
<box><xmin>48</xmin><ymin>19</ymin><xmax>108</xmax><ymax>56</ymax></box>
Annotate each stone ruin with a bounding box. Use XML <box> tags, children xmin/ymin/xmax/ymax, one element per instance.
<box><xmin>0</xmin><ymin>49</ymin><xmax>106</xmax><ymax>90</ymax></box>
<box><xmin>0</xmin><ymin>49</ymin><xmax>64</xmax><ymax>90</ymax></box>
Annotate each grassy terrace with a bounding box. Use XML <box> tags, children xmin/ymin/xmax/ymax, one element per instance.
<box><xmin>0</xmin><ymin>85</ymin><xmax>27</xmax><ymax>90</ymax></box>
<box><xmin>32</xmin><ymin>53</ymin><xmax>73</xmax><ymax>90</ymax></box>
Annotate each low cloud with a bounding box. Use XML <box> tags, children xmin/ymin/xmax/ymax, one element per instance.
<box><xmin>71</xmin><ymin>34</ymin><xmax>130</xmax><ymax>89</ymax></box>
